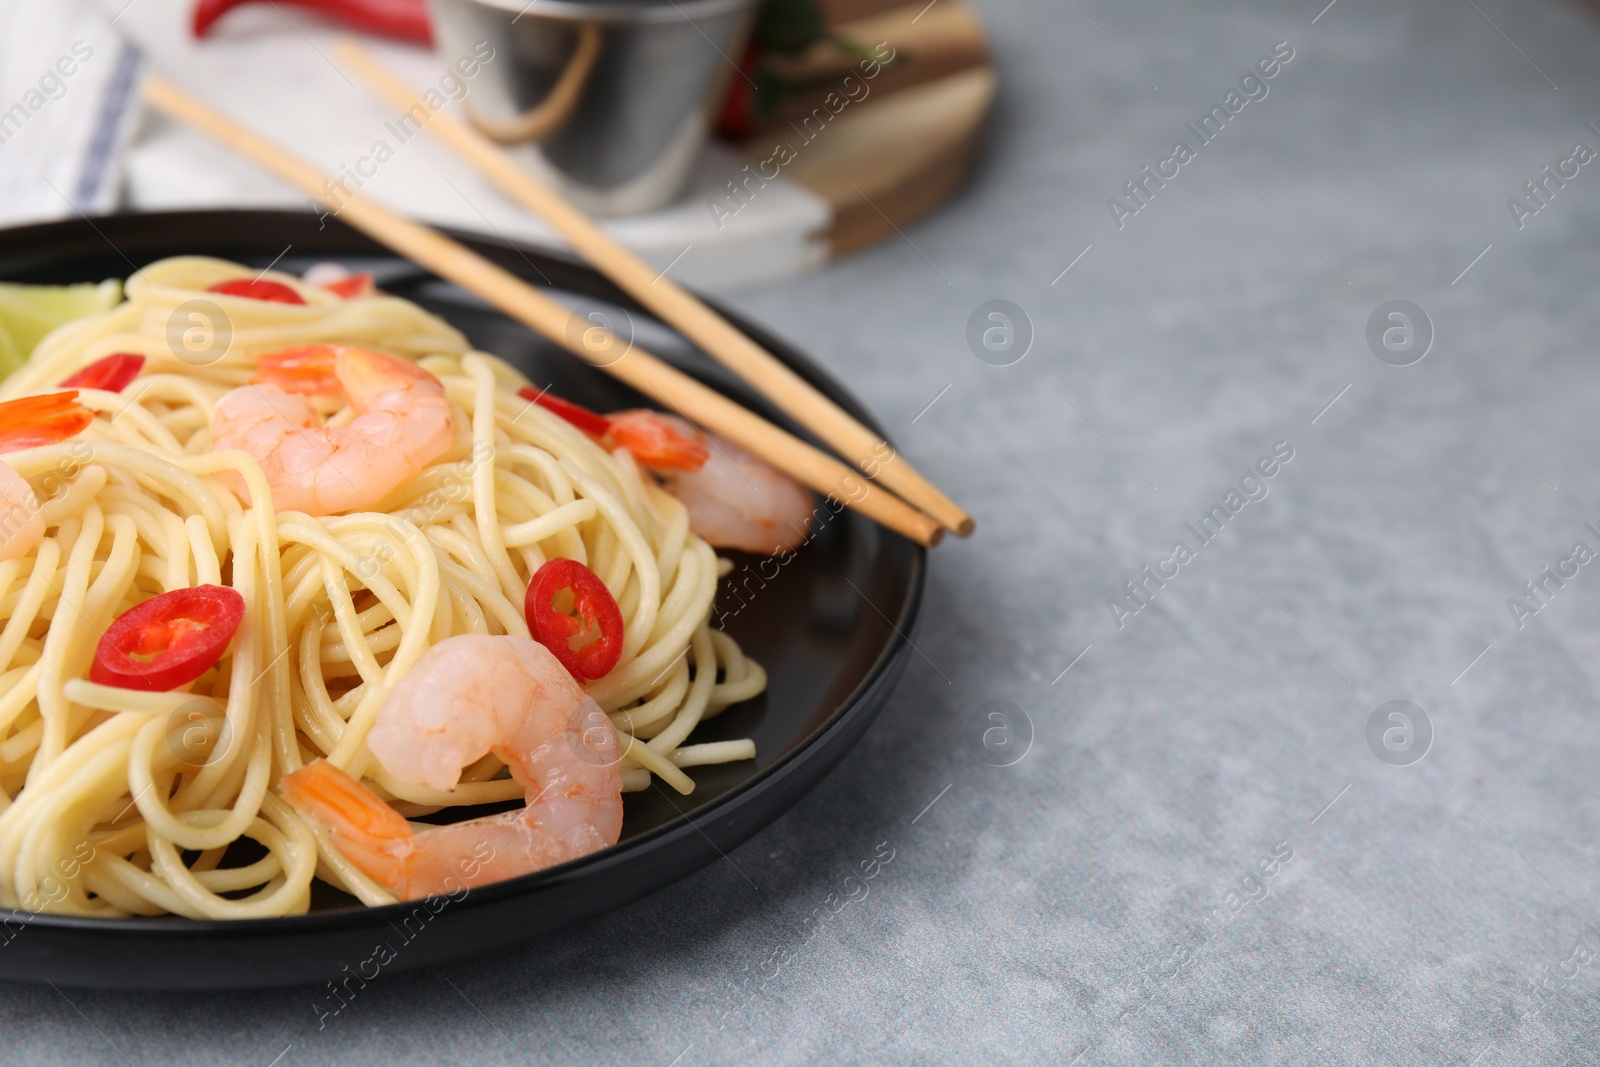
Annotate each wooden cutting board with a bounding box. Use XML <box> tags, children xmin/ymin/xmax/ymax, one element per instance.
<box><xmin>732</xmin><ymin>0</ymin><xmax>995</xmax><ymax>256</ymax></box>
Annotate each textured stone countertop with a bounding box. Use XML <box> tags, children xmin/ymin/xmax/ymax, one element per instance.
<box><xmin>9</xmin><ymin>0</ymin><xmax>1600</xmax><ymax>1062</ymax></box>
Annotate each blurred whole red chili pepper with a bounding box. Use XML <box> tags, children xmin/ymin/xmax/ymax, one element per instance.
<box><xmin>716</xmin><ymin>44</ymin><xmax>764</xmax><ymax>141</ymax></box>
<box><xmin>714</xmin><ymin>0</ymin><xmax>834</xmax><ymax>140</ymax></box>
<box><xmin>192</xmin><ymin>0</ymin><xmax>432</xmax><ymax>44</ymax></box>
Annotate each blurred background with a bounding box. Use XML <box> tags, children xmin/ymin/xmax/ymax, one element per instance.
<box><xmin>0</xmin><ymin>0</ymin><xmax>992</xmax><ymax>289</ymax></box>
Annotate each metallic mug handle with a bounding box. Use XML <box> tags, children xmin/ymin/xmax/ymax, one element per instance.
<box><xmin>468</xmin><ymin>23</ymin><xmax>603</xmax><ymax>145</ymax></box>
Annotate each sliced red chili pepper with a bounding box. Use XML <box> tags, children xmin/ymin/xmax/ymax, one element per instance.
<box><xmin>517</xmin><ymin>386</ymin><xmax>613</xmax><ymax>438</ymax></box>
<box><xmin>0</xmin><ymin>392</ymin><xmax>94</xmax><ymax>454</ymax></box>
<box><xmin>524</xmin><ymin>559</ymin><xmax>624</xmax><ymax>682</ymax></box>
<box><xmin>90</xmin><ymin>585</ymin><xmax>246</xmax><ymax>692</ymax></box>
<box><xmin>59</xmin><ymin>353</ymin><xmax>145</xmax><ymax>393</ymax></box>
<box><xmin>192</xmin><ymin>0</ymin><xmax>431</xmax><ymax>43</ymax></box>
<box><xmin>602</xmin><ymin>411</ymin><xmax>709</xmax><ymax>472</ymax></box>
<box><xmin>322</xmin><ymin>273</ymin><xmax>375</xmax><ymax>300</ymax></box>
<box><xmin>715</xmin><ymin>43</ymin><xmax>763</xmax><ymax>140</ymax></box>
<box><xmin>206</xmin><ymin>278</ymin><xmax>306</xmax><ymax>305</ymax></box>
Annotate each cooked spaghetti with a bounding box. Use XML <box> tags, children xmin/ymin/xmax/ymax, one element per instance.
<box><xmin>0</xmin><ymin>256</ymin><xmax>768</xmax><ymax>917</ymax></box>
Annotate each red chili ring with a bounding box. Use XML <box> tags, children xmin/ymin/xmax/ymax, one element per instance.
<box><xmin>524</xmin><ymin>559</ymin><xmax>624</xmax><ymax>682</ymax></box>
<box><xmin>206</xmin><ymin>278</ymin><xmax>306</xmax><ymax>305</ymax></box>
<box><xmin>60</xmin><ymin>353</ymin><xmax>145</xmax><ymax>393</ymax></box>
<box><xmin>322</xmin><ymin>272</ymin><xmax>375</xmax><ymax>300</ymax></box>
<box><xmin>90</xmin><ymin>585</ymin><xmax>246</xmax><ymax>692</ymax></box>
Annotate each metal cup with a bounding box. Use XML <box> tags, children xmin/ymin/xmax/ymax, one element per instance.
<box><xmin>427</xmin><ymin>0</ymin><xmax>758</xmax><ymax>215</ymax></box>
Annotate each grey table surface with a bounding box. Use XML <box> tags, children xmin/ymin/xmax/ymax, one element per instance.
<box><xmin>10</xmin><ymin>0</ymin><xmax>1600</xmax><ymax>1062</ymax></box>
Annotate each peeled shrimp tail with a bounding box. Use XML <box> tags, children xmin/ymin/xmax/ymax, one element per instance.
<box><xmin>0</xmin><ymin>392</ymin><xmax>96</xmax><ymax>562</ymax></box>
<box><xmin>280</xmin><ymin>760</ymin><xmax>414</xmax><ymax>891</ymax></box>
<box><xmin>0</xmin><ymin>392</ymin><xmax>94</xmax><ymax>453</ymax></box>
<box><xmin>281</xmin><ymin>759</ymin><xmax>622</xmax><ymax>901</ymax></box>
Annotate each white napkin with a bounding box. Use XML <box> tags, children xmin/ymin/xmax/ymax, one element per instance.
<box><xmin>0</xmin><ymin>0</ymin><xmax>144</xmax><ymax>226</ymax></box>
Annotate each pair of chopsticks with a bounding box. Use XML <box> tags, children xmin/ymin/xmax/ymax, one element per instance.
<box><xmin>142</xmin><ymin>47</ymin><xmax>972</xmax><ymax>548</ymax></box>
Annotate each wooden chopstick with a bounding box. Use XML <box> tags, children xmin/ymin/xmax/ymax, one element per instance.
<box><xmin>333</xmin><ymin>38</ymin><xmax>975</xmax><ymax>540</ymax></box>
<box><xmin>142</xmin><ymin>74</ymin><xmax>944</xmax><ymax>548</ymax></box>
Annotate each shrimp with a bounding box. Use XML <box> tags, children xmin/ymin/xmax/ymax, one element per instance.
<box><xmin>0</xmin><ymin>392</ymin><xmax>94</xmax><ymax>562</ymax></box>
<box><xmin>280</xmin><ymin>635</ymin><xmax>623</xmax><ymax>901</ymax></box>
<box><xmin>612</xmin><ymin>411</ymin><xmax>812</xmax><ymax>555</ymax></box>
<box><xmin>0</xmin><ymin>464</ymin><xmax>42</xmax><ymax>564</ymax></box>
<box><xmin>210</xmin><ymin>345</ymin><xmax>453</xmax><ymax>516</ymax></box>
<box><xmin>603</xmin><ymin>410</ymin><xmax>709</xmax><ymax>470</ymax></box>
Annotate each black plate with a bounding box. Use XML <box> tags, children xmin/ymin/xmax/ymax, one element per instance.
<box><xmin>0</xmin><ymin>211</ymin><xmax>924</xmax><ymax>989</ymax></box>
